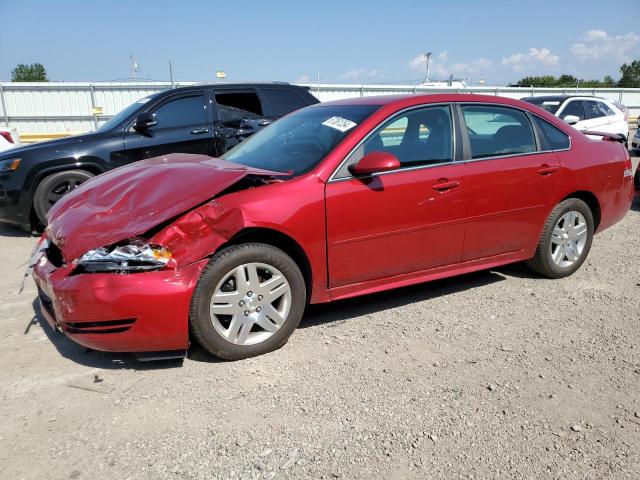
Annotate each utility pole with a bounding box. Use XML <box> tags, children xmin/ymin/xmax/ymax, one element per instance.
<box><xmin>423</xmin><ymin>52</ymin><xmax>432</xmax><ymax>84</ymax></box>
<box><xmin>169</xmin><ymin>60</ymin><xmax>174</xmax><ymax>88</ymax></box>
<box><xmin>129</xmin><ymin>54</ymin><xmax>138</xmax><ymax>80</ymax></box>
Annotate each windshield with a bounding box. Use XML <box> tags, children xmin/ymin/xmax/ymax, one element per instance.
<box><xmin>523</xmin><ymin>97</ymin><xmax>563</xmax><ymax>114</ymax></box>
<box><xmin>96</xmin><ymin>94</ymin><xmax>158</xmax><ymax>132</ymax></box>
<box><xmin>222</xmin><ymin>104</ymin><xmax>379</xmax><ymax>175</ymax></box>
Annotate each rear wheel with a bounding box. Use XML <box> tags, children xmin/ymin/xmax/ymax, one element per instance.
<box><xmin>33</xmin><ymin>170</ymin><xmax>94</xmax><ymax>226</ymax></box>
<box><xmin>189</xmin><ymin>243</ymin><xmax>306</xmax><ymax>360</ymax></box>
<box><xmin>526</xmin><ymin>198</ymin><xmax>594</xmax><ymax>278</ymax></box>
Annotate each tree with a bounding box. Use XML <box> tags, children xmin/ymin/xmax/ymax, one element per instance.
<box><xmin>11</xmin><ymin>63</ymin><xmax>48</xmax><ymax>82</ymax></box>
<box><xmin>618</xmin><ymin>60</ymin><xmax>640</xmax><ymax>88</ymax></box>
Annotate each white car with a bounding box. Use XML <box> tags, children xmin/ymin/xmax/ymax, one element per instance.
<box><xmin>523</xmin><ymin>95</ymin><xmax>629</xmax><ymax>141</ymax></box>
<box><xmin>0</xmin><ymin>126</ymin><xmax>21</xmax><ymax>153</ymax></box>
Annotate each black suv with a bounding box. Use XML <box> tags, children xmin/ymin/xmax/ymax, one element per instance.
<box><xmin>0</xmin><ymin>83</ymin><xmax>318</xmax><ymax>231</ymax></box>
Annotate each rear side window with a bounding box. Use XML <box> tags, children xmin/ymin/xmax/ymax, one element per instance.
<box><xmin>461</xmin><ymin>105</ymin><xmax>535</xmax><ymax>159</ymax></box>
<box><xmin>215</xmin><ymin>91</ymin><xmax>263</xmax><ymax>120</ymax></box>
<box><xmin>584</xmin><ymin>100</ymin><xmax>614</xmax><ymax>119</ymax></box>
<box><xmin>261</xmin><ymin>89</ymin><xmax>309</xmax><ymax>116</ymax></box>
<box><xmin>153</xmin><ymin>95</ymin><xmax>205</xmax><ymax>128</ymax></box>
<box><xmin>532</xmin><ymin>116</ymin><xmax>570</xmax><ymax>151</ymax></box>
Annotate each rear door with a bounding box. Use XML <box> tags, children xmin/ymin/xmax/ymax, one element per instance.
<box><xmin>460</xmin><ymin>104</ymin><xmax>561</xmax><ymax>261</ymax></box>
<box><xmin>581</xmin><ymin>100</ymin><xmax>620</xmax><ymax>134</ymax></box>
<box><xmin>121</xmin><ymin>90</ymin><xmax>214</xmax><ymax>162</ymax></box>
<box><xmin>212</xmin><ymin>88</ymin><xmax>271</xmax><ymax>155</ymax></box>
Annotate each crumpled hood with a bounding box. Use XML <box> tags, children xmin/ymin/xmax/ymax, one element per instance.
<box><xmin>47</xmin><ymin>153</ymin><xmax>283</xmax><ymax>261</ymax></box>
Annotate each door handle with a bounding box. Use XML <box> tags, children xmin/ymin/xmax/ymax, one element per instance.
<box><xmin>432</xmin><ymin>180</ymin><xmax>460</xmax><ymax>192</ymax></box>
<box><xmin>190</xmin><ymin>128</ymin><xmax>210</xmax><ymax>135</ymax></box>
<box><xmin>537</xmin><ymin>164</ymin><xmax>560</xmax><ymax>176</ymax></box>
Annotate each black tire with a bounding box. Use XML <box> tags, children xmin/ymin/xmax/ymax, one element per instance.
<box><xmin>33</xmin><ymin>170</ymin><xmax>94</xmax><ymax>225</ymax></box>
<box><xmin>526</xmin><ymin>198</ymin><xmax>594</xmax><ymax>279</ymax></box>
<box><xmin>189</xmin><ymin>243</ymin><xmax>306</xmax><ymax>360</ymax></box>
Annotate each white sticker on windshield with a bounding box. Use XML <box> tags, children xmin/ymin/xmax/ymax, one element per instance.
<box><xmin>542</xmin><ymin>101</ymin><xmax>560</xmax><ymax>105</ymax></box>
<box><xmin>322</xmin><ymin>116</ymin><xmax>357</xmax><ymax>132</ymax></box>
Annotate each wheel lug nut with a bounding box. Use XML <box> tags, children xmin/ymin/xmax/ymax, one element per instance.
<box><xmin>256</xmin><ymin>307</ymin><xmax>261</xmax><ymax>312</ymax></box>
<box><xmin>244</xmin><ymin>310</ymin><xmax>250</xmax><ymax>316</ymax></box>
<box><xmin>247</xmin><ymin>291</ymin><xmax>253</xmax><ymax>297</ymax></box>
<box><xmin>257</xmin><ymin>295</ymin><xmax>263</xmax><ymax>300</ymax></box>
<box><xmin>239</xmin><ymin>300</ymin><xmax>244</xmax><ymax>306</ymax></box>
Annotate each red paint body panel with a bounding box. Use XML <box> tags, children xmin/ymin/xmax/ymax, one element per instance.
<box><xmin>326</xmin><ymin>163</ymin><xmax>466</xmax><ymax>287</ymax></box>
<box><xmin>47</xmin><ymin>154</ymin><xmax>285</xmax><ymax>262</ymax></box>
<box><xmin>33</xmin><ymin>94</ymin><xmax>635</xmax><ymax>354</ymax></box>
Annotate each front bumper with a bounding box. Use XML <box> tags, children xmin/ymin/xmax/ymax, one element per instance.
<box><xmin>32</xmin><ymin>247</ymin><xmax>207</xmax><ymax>353</ymax></box>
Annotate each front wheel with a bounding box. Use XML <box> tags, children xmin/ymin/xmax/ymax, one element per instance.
<box><xmin>526</xmin><ymin>198</ymin><xmax>594</xmax><ymax>278</ymax></box>
<box><xmin>189</xmin><ymin>243</ymin><xmax>306</xmax><ymax>360</ymax></box>
<box><xmin>33</xmin><ymin>169</ymin><xmax>94</xmax><ymax>226</ymax></box>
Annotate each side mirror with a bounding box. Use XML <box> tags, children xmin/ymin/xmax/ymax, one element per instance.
<box><xmin>348</xmin><ymin>151</ymin><xmax>401</xmax><ymax>176</ymax></box>
<box><xmin>563</xmin><ymin>114</ymin><xmax>580</xmax><ymax>125</ymax></box>
<box><xmin>133</xmin><ymin>112</ymin><xmax>157</xmax><ymax>132</ymax></box>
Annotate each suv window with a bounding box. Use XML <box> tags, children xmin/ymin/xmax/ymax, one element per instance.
<box><xmin>461</xmin><ymin>105</ymin><xmax>535</xmax><ymax>159</ymax></box>
<box><xmin>215</xmin><ymin>91</ymin><xmax>263</xmax><ymax>120</ymax></box>
<box><xmin>531</xmin><ymin>116</ymin><xmax>570</xmax><ymax>151</ymax></box>
<box><xmin>584</xmin><ymin>100</ymin><xmax>614</xmax><ymax>119</ymax></box>
<box><xmin>153</xmin><ymin>95</ymin><xmax>205</xmax><ymax>128</ymax></box>
<box><xmin>560</xmin><ymin>100</ymin><xmax>586</xmax><ymax>121</ymax></box>
<box><xmin>261</xmin><ymin>89</ymin><xmax>309</xmax><ymax>117</ymax></box>
<box><xmin>336</xmin><ymin>106</ymin><xmax>453</xmax><ymax>177</ymax></box>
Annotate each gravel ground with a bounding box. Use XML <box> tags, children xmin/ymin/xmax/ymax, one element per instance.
<box><xmin>0</xmin><ymin>161</ymin><xmax>639</xmax><ymax>480</ymax></box>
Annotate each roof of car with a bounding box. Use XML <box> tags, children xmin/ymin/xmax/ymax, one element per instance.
<box><xmin>521</xmin><ymin>95</ymin><xmax>606</xmax><ymax>102</ymax></box>
<box><xmin>317</xmin><ymin>93</ymin><xmax>533</xmax><ymax>107</ymax></box>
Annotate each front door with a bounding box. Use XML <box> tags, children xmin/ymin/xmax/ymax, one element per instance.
<box><xmin>460</xmin><ymin>104</ymin><xmax>561</xmax><ymax>261</ymax></box>
<box><xmin>122</xmin><ymin>90</ymin><xmax>214</xmax><ymax>162</ymax></box>
<box><xmin>325</xmin><ymin>105</ymin><xmax>466</xmax><ymax>288</ymax></box>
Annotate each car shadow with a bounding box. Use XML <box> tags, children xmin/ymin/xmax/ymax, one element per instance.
<box><xmin>631</xmin><ymin>194</ymin><xmax>640</xmax><ymax>212</ymax></box>
<box><xmin>0</xmin><ymin>223</ymin><xmax>34</xmax><ymax>238</ymax></box>
<box><xmin>300</xmin><ymin>269</ymin><xmax>508</xmax><ymax>330</ymax></box>
<box><xmin>31</xmin><ymin>299</ymin><xmax>183</xmax><ymax>370</ymax></box>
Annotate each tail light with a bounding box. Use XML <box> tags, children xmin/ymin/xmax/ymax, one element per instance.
<box><xmin>623</xmin><ymin>151</ymin><xmax>633</xmax><ymax>178</ymax></box>
<box><xmin>0</xmin><ymin>131</ymin><xmax>14</xmax><ymax>144</ymax></box>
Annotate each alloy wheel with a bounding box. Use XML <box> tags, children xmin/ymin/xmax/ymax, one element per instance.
<box><xmin>549</xmin><ymin>210</ymin><xmax>588</xmax><ymax>268</ymax></box>
<box><xmin>209</xmin><ymin>262</ymin><xmax>292</xmax><ymax>346</ymax></box>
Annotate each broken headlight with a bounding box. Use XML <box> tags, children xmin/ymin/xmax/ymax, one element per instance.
<box><xmin>74</xmin><ymin>241</ymin><xmax>172</xmax><ymax>273</ymax></box>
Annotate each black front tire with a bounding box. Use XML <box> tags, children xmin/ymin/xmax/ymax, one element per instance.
<box><xmin>189</xmin><ymin>243</ymin><xmax>306</xmax><ymax>360</ymax></box>
<box><xmin>526</xmin><ymin>198</ymin><xmax>594</xmax><ymax>279</ymax></box>
<box><xmin>33</xmin><ymin>170</ymin><xmax>94</xmax><ymax>226</ymax></box>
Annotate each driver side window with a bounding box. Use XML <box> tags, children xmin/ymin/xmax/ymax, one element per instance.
<box><xmin>335</xmin><ymin>105</ymin><xmax>453</xmax><ymax>178</ymax></box>
<box><xmin>152</xmin><ymin>95</ymin><xmax>205</xmax><ymax>128</ymax></box>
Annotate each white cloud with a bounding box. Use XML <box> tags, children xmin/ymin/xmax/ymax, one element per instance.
<box><xmin>570</xmin><ymin>30</ymin><xmax>639</xmax><ymax>61</ymax></box>
<box><xmin>502</xmin><ymin>47</ymin><xmax>559</xmax><ymax>71</ymax></box>
<box><xmin>339</xmin><ymin>68</ymin><xmax>382</xmax><ymax>82</ymax></box>
<box><xmin>295</xmin><ymin>74</ymin><xmax>310</xmax><ymax>83</ymax></box>
<box><xmin>409</xmin><ymin>52</ymin><xmax>491</xmax><ymax>79</ymax></box>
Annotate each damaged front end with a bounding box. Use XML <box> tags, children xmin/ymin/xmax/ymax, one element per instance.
<box><xmin>32</xmin><ymin>154</ymin><xmax>288</xmax><ymax>354</ymax></box>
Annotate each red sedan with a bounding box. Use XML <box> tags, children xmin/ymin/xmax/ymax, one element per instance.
<box><xmin>32</xmin><ymin>94</ymin><xmax>635</xmax><ymax>360</ymax></box>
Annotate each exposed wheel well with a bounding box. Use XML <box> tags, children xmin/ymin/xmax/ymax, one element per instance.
<box><xmin>224</xmin><ymin>228</ymin><xmax>313</xmax><ymax>299</ymax></box>
<box><xmin>562</xmin><ymin>191</ymin><xmax>601</xmax><ymax>230</ymax></box>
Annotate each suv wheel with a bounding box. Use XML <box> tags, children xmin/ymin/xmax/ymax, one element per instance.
<box><xmin>189</xmin><ymin>243</ymin><xmax>306</xmax><ymax>360</ymax></box>
<box><xmin>33</xmin><ymin>170</ymin><xmax>94</xmax><ymax>226</ymax></box>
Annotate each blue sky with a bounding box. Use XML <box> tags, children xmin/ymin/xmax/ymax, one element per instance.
<box><xmin>1</xmin><ymin>0</ymin><xmax>639</xmax><ymax>85</ymax></box>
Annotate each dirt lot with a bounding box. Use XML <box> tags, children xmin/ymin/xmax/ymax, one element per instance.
<box><xmin>1</xmin><ymin>164</ymin><xmax>639</xmax><ymax>480</ymax></box>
